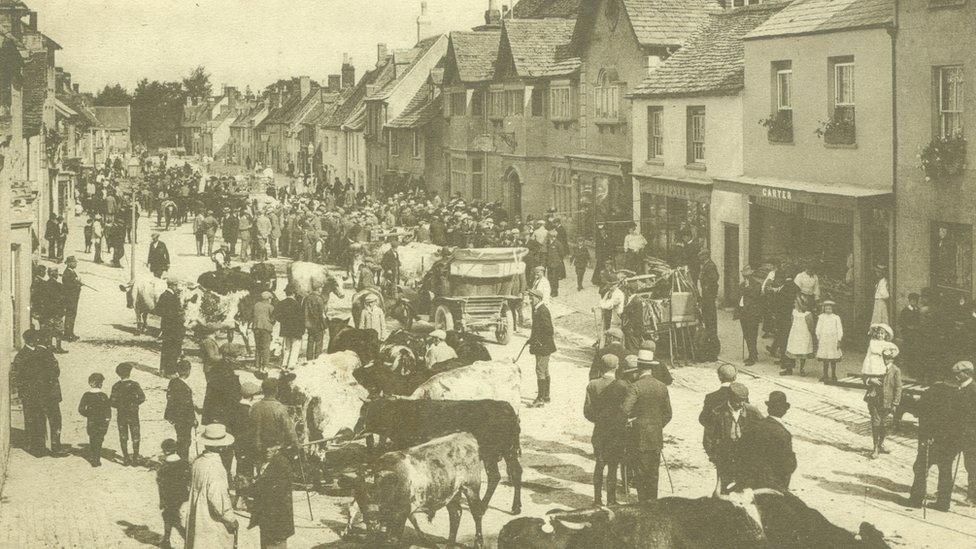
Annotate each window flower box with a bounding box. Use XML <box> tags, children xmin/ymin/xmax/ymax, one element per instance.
<box><xmin>815</xmin><ymin>108</ymin><xmax>856</xmax><ymax>145</ymax></box>
<box><xmin>761</xmin><ymin>111</ymin><xmax>793</xmax><ymax>143</ymax></box>
<box><xmin>919</xmin><ymin>134</ymin><xmax>967</xmax><ymax>182</ymax></box>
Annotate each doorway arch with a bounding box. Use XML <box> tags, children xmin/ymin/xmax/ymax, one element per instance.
<box><xmin>503</xmin><ymin>166</ymin><xmax>522</xmax><ymax>220</ymax></box>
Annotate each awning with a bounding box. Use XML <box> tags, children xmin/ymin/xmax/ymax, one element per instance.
<box><xmin>568</xmin><ymin>154</ymin><xmax>632</xmax><ymax>177</ymax></box>
<box><xmin>636</xmin><ymin>174</ymin><xmax>712</xmax><ymax>204</ymax></box>
<box><xmin>713</xmin><ymin>175</ymin><xmax>891</xmax><ymax>210</ymax></box>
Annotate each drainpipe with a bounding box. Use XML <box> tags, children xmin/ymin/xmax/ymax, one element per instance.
<box><xmin>889</xmin><ymin>0</ymin><xmax>898</xmax><ymax>330</ymax></box>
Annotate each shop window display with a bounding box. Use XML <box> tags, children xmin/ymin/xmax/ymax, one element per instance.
<box><xmin>931</xmin><ymin>222</ymin><xmax>972</xmax><ymax>294</ymax></box>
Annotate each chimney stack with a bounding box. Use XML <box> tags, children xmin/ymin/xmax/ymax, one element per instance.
<box><xmin>377</xmin><ymin>43</ymin><xmax>389</xmax><ymax>68</ymax></box>
<box><xmin>328</xmin><ymin>74</ymin><xmax>341</xmax><ymax>92</ymax></box>
<box><xmin>72</xmin><ymin>83</ymin><xmax>79</xmax><ymax>93</ymax></box>
<box><xmin>299</xmin><ymin>75</ymin><xmax>311</xmax><ymax>98</ymax></box>
<box><xmin>27</xmin><ymin>11</ymin><xmax>37</xmax><ymax>31</ymax></box>
<box><xmin>417</xmin><ymin>1</ymin><xmax>432</xmax><ymax>42</ymax></box>
<box><xmin>485</xmin><ymin>0</ymin><xmax>501</xmax><ymax>27</ymax></box>
<box><xmin>341</xmin><ymin>54</ymin><xmax>356</xmax><ymax>89</ymax></box>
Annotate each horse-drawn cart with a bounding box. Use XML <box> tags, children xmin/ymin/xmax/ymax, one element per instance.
<box><xmin>431</xmin><ymin>247</ymin><xmax>527</xmax><ymax>345</ymax></box>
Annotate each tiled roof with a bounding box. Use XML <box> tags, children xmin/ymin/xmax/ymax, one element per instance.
<box><xmin>23</xmin><ymin>51</ymin><xmax>47</xmax><ymax>136</ymax></box>
<box><xmin>449</xmin><ymin>30</ymin><xmax>501</xmax><ymax>82</ymax></box>
<box><xmin>512</xmin><ymin>0</ymin><xmax>581</xmax><ymax>18</ymax></box>
<box><xmin>94</xmin><ymin>106</ymin><xmax>131</xmax><ymax>129</ymax></box>
<box><xmin>261</xmin><ymin>95</ymin><xmax>303</xmax><ymax>126</ymax></box>
<box><xmin>181</xmin><ymin>103</ymin><xmax>209</xmax><ymax>128</ymax></box>
<box><xmin>386</xmin><ymin>87</ymin><xmax>442</xmax><ymax>129</ymax></box>
<box><xmin>56</xmin><ymin>92</ymin><xmax>97</xmax><ymax>125</ymax></box>
<box><xmin>323</xmin><ymin>61</ymin><xmax>395</xmax><ymax>129</ymax></box>
<box><xmin>366</xmin><ymin>35</ymin><xmax>444</xmax><ymax>101</ymax></box>
<box><xmin>631</xmin><ymin>4</ymin><xmax>785</xmax><ymax>98</ymax></box>
<box><xmin>745</xmin><ymin>0</ymin><xmax>893</xmax><ymax>39</ymax></box>
<box><xmin>623</xmin><ymin>0</ymin><xmax>724</xmax><ymax>47</ymax></box>
<box><xmin>504</xmin><ymin>18</ymin><xmax>579</xmax><ymax>78</ymax></box>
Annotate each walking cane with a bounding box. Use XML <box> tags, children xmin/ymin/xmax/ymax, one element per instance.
<box><xmin>297</xmin><ymin>450</ymin><xmax>315</xmax><ymax>521</ymax></box>
<box><xmin>660</xmin><ymin>449</ymin><xmax>675</xmax><ymax>494</ymax></box>
<box><xmin>512</xmin><ymin>339</ymin><xmax>530</xmax><ymax>364</ymax></box>
<box><xmin>193</xmin><ymin>426</ymin><xmax>199</xmax><ymax>458</ymax></box>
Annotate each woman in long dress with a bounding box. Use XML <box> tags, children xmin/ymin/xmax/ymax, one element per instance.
<box><xmin>784</xmin><ymin>298</ymin><xmax>815</xmax><ymax>376</ymax></box>
<box><xmin>871</xmin><ymin>266</ymin><xmax>890</xmax><ymax>325</ymax></box>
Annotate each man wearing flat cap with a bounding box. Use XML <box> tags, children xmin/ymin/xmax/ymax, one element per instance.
<box><xmin>528</xmin><ymin>288</ymin><xmax>556</xmax><ymax>408</ymax></box>
<box><xmin>703</xmin><ymin>381</ymin><xmax>762</xmax><ymax>495</ymax></box>
<box><xmin>735</xmin><ymin>391</ymin><xmax>797</xmax><ymax>491</ymax></box>
<box><xmin>585</xmin><ymin>354</ymin><xmax>629</xmax><ymax>505</ymax></box>
<box><xmin>589</xmin><ymin>327</ymin><xmax>629</xmax><ymax>380</ymax></box>
<box><xmin>621</xmin><ymin>353</ymin><xmax>672</xmax><ymax>501</ymax></box>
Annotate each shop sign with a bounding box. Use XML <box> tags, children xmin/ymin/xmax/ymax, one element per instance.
<box><xmin>642</xmin><ymin>178</ymin><xmax>711</xmax><ymax>203</ymax></box>
<box><xmin>761</xmin><ymin>187</ymin><xmax>794</xmax><ymax>200</ymax></box>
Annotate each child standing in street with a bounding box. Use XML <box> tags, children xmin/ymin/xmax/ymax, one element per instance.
<box><xmin>156</xmin><ymin>438</ymin><xmax>190</xmax><ymax>549</ymax></box>
<box><xmin>83</xmin><ymin>216</ymin><xmax>94</xmax><ymax>253</ymax></box>
<box><xmin>864</xmin><ymin>349</ymin><xmax>902</xmax><ymax>458</ymax></box>
<box><xmin>570</xmin><ymin>238</ymin><xmax>590</xmax><ymax>291</ymax></box>
<box><xmin>110</xmin><ymin>362</ymin><xmax>146</xmax><ymax>466</ymax></box>
<box><xmin>783</xmin><ymin>298</ymin><xmax>815</xmax><ymax>376</ymax></box>
<box><xmin>77</xmin><ymin>372</ymin><xmax>111</xmax><ymax>467</ymax></box>
<box><xmin>815</xmin><ymin>300</ymin><xmax>844</xmax><ymax>383</ymax></box>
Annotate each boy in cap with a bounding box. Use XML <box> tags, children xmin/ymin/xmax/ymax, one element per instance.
<box><xmin>110</xmin><ymin>362</ymin><xmax>146</xmax><ymax>465</ymax></box>
<box><xmin>165</xmin><ymin>359</ymin><xmax>196</xmax><ymax>461</ymax></box>
<box><xmin>865</xmin><ymin>349</ymin><xmax>902</xmax><ymax>458</ymax></box>
<box><xmin>702</xmin><ymin>382</ymin><xmax>761</xmax><ymax>495</ymax></box>
<box><xmin>425</xmin><ymin>329</ymin><xmax>457</xmax><ymax>368</ymax></box>
<box><xmin>156</xmin><ymin>438</ymin><xmax>190</xmax><ymax>549</ymax></box>
<box><xmin>78</xmin><ymin>372</ymin><xmax>111</xmax><ymax>466</ymax></box>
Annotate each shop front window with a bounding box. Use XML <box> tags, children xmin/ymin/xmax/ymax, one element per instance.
<box><xmin>640</xmin><ymin>194</ymin><xmax>708</xmax><ymax>265</ymax></box>
<box><xmin>931</xmin><ymin>222</ymin><xmax>973</xmax><ymax>294</ymax></box>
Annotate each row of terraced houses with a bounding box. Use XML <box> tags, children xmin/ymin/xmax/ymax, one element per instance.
<box><xmin>0</xmin><ymin>0</ymin><xmax>134</xmax><ymax>489</ymax></box>
<box><xmin>209</xmin><ymin>0</ymin><xmax>973</xmax><ymax>340</ymax></box>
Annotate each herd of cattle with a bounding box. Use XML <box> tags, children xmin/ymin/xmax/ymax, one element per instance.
<box><xmin>120</xmin><ymin>261</ymin><xmax>892</xmax><ymax>547</ymax></box>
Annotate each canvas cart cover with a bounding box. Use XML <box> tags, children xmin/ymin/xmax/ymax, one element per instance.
<box><xmin>448</xmin><ymin>247</ymin><xmax>528</xmax><ymax>297</ymax></box>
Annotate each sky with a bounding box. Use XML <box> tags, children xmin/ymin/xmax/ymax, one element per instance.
<box><xmin>29</xmin><ymin>0</ymin><xmax>495</xmax><ymax>93</ymax></box>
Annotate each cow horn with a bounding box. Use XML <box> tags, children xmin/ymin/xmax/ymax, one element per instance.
<box><xmin>550</xmin><ymin>517</ymin><xmax>587</xmax><ymax>532</ymax></box>
<box><xmin>750</xmin><ymin>488</ymin><xmax>783</xmax><ymax>498</ymax></box>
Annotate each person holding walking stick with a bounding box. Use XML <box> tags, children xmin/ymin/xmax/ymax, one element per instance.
<box><xmin>527</xmin><ymin>289</ymin><xmax>555</xmax><ymax>408</ymax></box>
<box><xmin>621</xmin><ymin>356</ymin><xmax>672</xmax><ymax>501</ymax></box>
<box><xmin>906</xmin><ymin>379</ymin><xmax>960</xmax><ymax>512</ymax></box>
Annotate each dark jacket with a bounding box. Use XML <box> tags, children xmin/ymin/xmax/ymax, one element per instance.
<box><xmin>202</xmin><ymin>361</ymin><xmax>242</xmax><ymax>425</ymax></box>
<box><xmin>703</xmin><ymin>403</ymin><xmax>763</xmax><ymax>468</ymax></box>
<box><xmin>154</xmin><ymin>289</ymin><xmax>185</xmax><ymax>339</ymax></box>
<box><xmin>274</xmin><ymin>297</ymin><xmax>306</xmax><ymax>339</ymax></box>
<box><xmin>148</xmin><ymin>241</ymin><xmax>170</xmax><ymax>271</ymax></box>
<box><xmin>110</xmin><ymin>379</ymin><xmax>145</xmax><ymax>416</ymax></box>
<box><xmin>249</xmin><ymin>397</ymin><xmax>300</xmax><ymax>453</ymax></box>
<box><xmin>247</xmin><ymin>452</ymin><xmax>295</xmax><ymax>541</ymax></box>
<box><xmin>699</xmin><ymin>260</ymin><xmax>719</xmax><ymax>300</ymax></box>
<box><xmin>589</xmin><ymin>341</ymin><xmax>630</xmax><ymax>380</ymax></box>
<box><xmin>381</xmin><ymin>248</ymin><xmax>400</xmax><ymax>281</ymax></box>
<box><xmin>78</xmin><ymin>390</ymin><xmax>111</xmax><ymax>431</ymax></box>
<box><xmin>584</xmin><ymin>376</ymin><xmax>630</xmax><ymax>460</ymax></box>
<box><xmin>621</xmin><ymin>372</ymin><xmax>672</xmax><ymax>451</ymax></box>
<box><xmin>61</xmin><ymin>268</ymin><xmax>82</xmax><ymax>309</ymax></box>
<box><xmin>699</xmin><ymin>385</ymin><xmax>733</xmax><ymax>426</ymax></box>
<box><xmin>735</xmin><ymin>416</ymin><xmax>796</xmax><ymax>491</ymax></box>
<box><xmin>958</xmin><ymin>382</ymin><xmax>976</xmax><ymax>448</ymax></box>
<box><xmin>165</xmin><ymin>377</ymin><xmax>196</xmax><ymax>426</ymax></box>
<box><xmin>529</xmin><ymin>303</ymin><xmax>556</xmax><ymax>356</ymax></box>
<box><xmin>42</xmin><ymin>279</ymin><xmax>65</xmax><ymax>318</ymax></box>
<box><xmin>20</xmin><ymin>345</ymin><xmax>62</xmax><ymax>404</ymax></box>
<box><xmin>916</xmin><ymin>382</ymin><xmax>959</xmax><ymax>445</ymax></box>
<box><xmin>302</xmin><ymin>292</ymin><xmax>328</xmax><ymax>333</ymax></box>
<box><xmin>738</xmin><ymin>278</ymin><xmax>762</xmax><ymax>322</ymax></box>
<box><xmin>222</xmin><ymin>215</ymin><xmax>239</xmax><ymax>241</ymax></box>
<box><xmin>156</xmin><ymin>458</ymin><xmax>191</xmax><ymax>511</ymax></box>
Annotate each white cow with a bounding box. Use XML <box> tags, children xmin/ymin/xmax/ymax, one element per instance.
<box><xmin>287</xmin><ymin>261</ymin><xmax>346</xmax><ymax>298</ymax></box>
<box><xmin>410</xmin><ymin>361</ymin><xmax>522</xmax><ymax>416</ymax></box>
<box><xmin>291</xmin><ymin>354</ymin><xmax>369</xmax><ymax>442</ymax></box>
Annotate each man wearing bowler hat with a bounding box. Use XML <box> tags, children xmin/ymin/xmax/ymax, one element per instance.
<box><xmin>621</xmin><ymin>353</ymin><xmax>672</xmax><ymax>501</ymax></box>
<box><xmin>735</xmin><ymin>391</ymin><xmax>797</xmax><ymax>491</ymax></box>
<box><xmin>739</xmin><ymin>266</ymin><xmax>762</xmax><ymax>366</ymax></box>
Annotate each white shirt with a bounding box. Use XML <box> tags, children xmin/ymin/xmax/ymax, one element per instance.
<box><xmin>532</xmin><ymin>276</ymin><xmax>552</xmax><ymax>304</ymax></box>
<box><xmin>600</xmin><ymin>286</ymin><xmax>626</xmax><ymax>316</ymax></box>
<box><xmin>532</xmin><ymin>226</ymin><xmax>549</xmax><ymax>245</ymax></box>
<box><xmin>874</xmin><ymin>277</ymin><xmax>889</xmax><ymax>300</ymax></box>
<box><xmin>794</xmin><ymin>271</ymin><xmax>821</xmax><ymax>299</ymax></box>
<box><xmin>623</xmin><ymin>233</ymin><xmax>647</xmax><ymax>253</ymax></box>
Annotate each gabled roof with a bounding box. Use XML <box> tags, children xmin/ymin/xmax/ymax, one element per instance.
<box><xmin>366</xmin><ymin>35</ymin><xmax>445</xmax><ymax>102</ymax></box>
<box><xmin>631</xmin><ymin>4</ymin><xmax>786</xmax><ymax>98</ymax></box>
<box><xmin>745</xmin><ymin>0</ymin><xmax>893</xmax><ymax>40</ymax></box>
<box><xmin>447</xmin><ymin>30</ymin><xmax>502</xmax><ymax>83</ymax></box>
<box><xmin>511</xmin><ymin>0</ymin><xmax>581</xmax><ymax>18</ymax></box>
<box><xmin>181</xmin><ymin>103</ymin><xmax>209</xmax><ymax>128</ymax></box>
<box><xmin>260</xmin><ymin>95</ymin><xmax>303</xmax><ymax>127</ymax></box>
<box><xmin>323</xmin><ymin>61</ymin><xmax>396</xmax><ymax>130</ymax></box>
<box><xmin>503</xmin><ymin>18</ymin><xmax>580</xmax><ymax>78</ymax></box>
<box><xmin>386</xmin><ymin>87</ymin><xmax>442</xmax><ymax>129</ymax></box>
<box><xmin>94</xmin><ymin>106</ymin><xmax>131</xmax><ymax>129</ymax></box>
<box><xmin>572</xmin><ymin>0</ymin><xmax>721</xmax><ymax>50</ymax></box>
<box><xmin>56</xmin><ymin>92</ymin><xmax>98</xmax><ymax>126</ymax></box>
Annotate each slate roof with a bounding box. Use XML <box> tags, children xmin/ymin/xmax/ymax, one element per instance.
<box><xmin>56</xmin><ymin>92</ymin><xmax>97</xmax><ymax>125</ymax></box>
<box><xmin>511</xmin><ymin>0</ymin><xmax>581</xmax><ymax>18</ymax></box>
<box><xmin>449</xmin><ymin>30</ymin><xmax>501</xmax><ymax>82</ymax></box>
<box><xmin>622</xmin><ymin>0</ymin><xmax>724</xmax><ymax>47</ymax></box>
<box><xmin>504</xmin><ymin>18</ymin><xmax>580</xmax><ymax>78</ymax></box>
<box><xmin>745</xmin><ymin>0</ymin><xmax>893</xmax><ymax>39</ymax></box>
<box><xmin>323</xmin><ymin>61</ymin><xmax>396</xmax><ymax>129</ymax></box>
<box><xmin>261</xmin><ymin>95</ymin><xmax>304</xmax><ymax>127</ymax></box>
<box><xmin>181</xmin><ymin>103</ymin><xmax>209</xmax><ymax>128</ymax></box>
<box><xmin>631</xmin><ymin>3</ymin><xmax>786</xmax><ymax>98</ymax></box>
<box><xmin>23</xmin><ymin>51</ymin><xmax>47</xmax><ymax>136</ymax></box>
<box><xmin>386</xmin><ymin>87</ymin><xmax>442</xmax><ymax>129</ymax></box>
<box><xmin>94</xmin><ymin>106</ymin><xmax>131</xmax><ymax>129</ymax></box>
<box><xmin>366</xmin><ymin>35</ymin><xmax>444</xmax><ymax>101</ymax></box>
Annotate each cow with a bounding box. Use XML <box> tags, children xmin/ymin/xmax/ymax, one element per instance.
<box><xmin>349</xmin><ymin>433</ymin><xmax>485</xmax><ymax>547</ymax></box>
<box><xmin>352</xmin><ymin>357</ymin><xmax>470</xmax><ymax>398</ymax></box>
<box><xmin>445</xmin><ymin>330</ymin><xmax>492</xmax><ymax>363</ymax></box>
<box><xmin>327</xmin><ymin>318</ymin><xmax>381</xmax><ymax>365</ymax></box>
<box><xmin>288</xmin><ymin>261</ymin><xmax>346</xmax><ymax>298</ymax></box>
<box><xmin>410</xmin><ymin>361</ymin><xmax>521</xmax><ymax>418</ymax></box>
<box><xmin>121</xmin><ymin>276</ymin><xmax>170</xmax><ymax>333</ymax></box>
<box><xmin>196</xmin><ymin>266</ymin><xmax>253</xmax><ymax>295</ymax></box>
<box><xmin>249</xmin><ymin>261</ymin><xmax>278</xmax><ymax>291</ymax></box>
<box><xmin>497</xmin><ymin>490</ymin><xmax>890</xmax><ymax>549</ymax></box>
<box><xmin>358</xmin><ymin>399</ymin><xmax>523</xmax><ymax>515</ymax></box>
<box><xmin>291</xmin><ymin>353</ymin><xmax>369</xmax><ymax>444</ymax></box>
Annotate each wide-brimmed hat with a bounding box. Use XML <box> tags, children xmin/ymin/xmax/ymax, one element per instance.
<box><xmin>430</xmin><ymin>329</ymin><xmax>447</xmax><ymax>340</ymax></box>
<box><xmin>241</xmin><ymin>381</ymin><xmax>262</xmax><ymax>398</ymax></box>
<box><xmin>870</xmin><ymin>323</ymin><xmax>894</xmax><ymax>339</ymax></box>
<box><xmin>637</xmin><ymin>349</ymin><xmax>655</xmax><ymax>362</ymax></box>
<box><xmin>198</xmin><ymin>423</ymin><xmax>235</xmax><ymax>447</ymax></box>
<box><xmin>363</xmin><ymin>293</ymin><xmax>379</xmax><ymax>304</ymax></box>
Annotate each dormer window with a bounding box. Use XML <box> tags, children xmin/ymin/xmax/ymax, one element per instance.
<box><xmin>595</xmin><ymin>69</ymin><xmax>620</xmax><ymax>121</ymax></box>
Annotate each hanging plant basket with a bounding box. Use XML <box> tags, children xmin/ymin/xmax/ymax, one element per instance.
<box><xmin>919</xmin><ymin>135</ymin><xmax>967</xmax><ymax>182</ymax></box>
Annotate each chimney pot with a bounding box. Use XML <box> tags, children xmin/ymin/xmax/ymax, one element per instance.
<box><xmin>377</xmin><ymin>43</ymin><xmax>389</xmax><ymax>67</ymax></box>
<box><xmin>72</xmin><ymin>83</ymin><xmax>79</xmax><ymax>93</ymax></box>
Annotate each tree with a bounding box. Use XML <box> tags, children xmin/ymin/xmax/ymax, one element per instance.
<box><xmin>131</xmin><ymin>79</ymin><xmax>185</xmax><ymax>150</ymax></box>
<box><xmin>181</xmin><ymin>66</ymin><xmax>212</xmax><ymax>103</ymax></box>
<box><xmin>94</xmin><ymin>83</ymin><xmax>132</xmax><ymax>106</ymax></box>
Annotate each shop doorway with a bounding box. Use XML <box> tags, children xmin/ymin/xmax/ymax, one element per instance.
<box><xmin>504</xmin><ymin>168</ymin><xmax>522</xmax><ymax>220</ymax></box>
<box><xmin>724</xmin><ymin>223</ymin><xmax>739</xmax><ymax>306</ymax></box>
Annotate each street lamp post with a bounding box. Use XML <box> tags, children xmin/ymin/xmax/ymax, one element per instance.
<box><xmin>126</xmin><ymin>157</ymin><xmax>142</xmax><ymax>283</ymax></box>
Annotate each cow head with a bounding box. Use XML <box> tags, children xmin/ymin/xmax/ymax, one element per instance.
<box><xmin>498</xmin><ymin>517</ymin><xmax>575</xmax><ymax>549</ymax></box>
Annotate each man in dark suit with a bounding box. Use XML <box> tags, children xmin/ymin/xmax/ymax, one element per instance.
<box><xmin>23</xmin><ymin>329</ymin><xmax>68</xmax><ymax>457</ymax></box>
<box><xmin>953</xmin><ymin>361</ymin><xmax>976</xmax><ymax>506</ymax></box>
<box><xmin>61</xmin><ymin>257</ymin><xmax>82</xmax><ymax>341</ymax></box>
<box><xmin>44</xmin><ymin>216</ymin><xmax>58</xmax><ymax>260</ymax></box>
<box><xmin>154</xmin><ymin>279</ymin><xmax>185</xmax><ymax>377</ymax></box>
<box><xmin>528</xmin><ymin>288</ymin><xmax>556</xmax><ymax>408</ymax></box>
<box><xmin>699</xmin><ymin>250</ymin><xmax>720</xmax><ymax>337</ymax></box>
<box><xmin>55</xmin><ymin>215</ymin><xmax>69</xmax><ymax>261</ymax></box>
<box><xmin>148</xmin><ymin>233</ymin><xmax>170</xmax><ymax>278</ymax></box>
<box><xmin>703</xmin><ymin>382</ymin><xmax>762</xmax><ymax>495</ymax></box>
<box><xmin>735</xmin><ymin>391</ymin><xmax>796</xmax><ymax>491</ymax></box>
<box><xmin>739</xmin><ymin>267</ymin><xmax>762</xmax><ymax>366</ymax></box>
<box><xmin>699</xmin><ymin>364</ymin><xmax>737</xmax><ymax>426</ymax></box>
<box><xmin>621</xmin><ymin>357</ymin><xmax>672</xmax><ymax>501</ymax></box>
<box><xmin>908</xmin><ymin>381</ymin><xmax>961</xmax><ymax>511</ymax></box>
<box><xmin>381</xmin><ymin>239</ymin><xmax>401</xmax><ymax>285</ymax></box>
<box><xmin>589</xmin><ymin>327</ymin><xmax>629</xmax><ymax>380</ymax></box>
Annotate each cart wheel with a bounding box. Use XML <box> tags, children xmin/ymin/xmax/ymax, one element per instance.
<box><xmin>496</xmin><ymin>308</ymin><xmax>513</xmax><ymax>345</ymax></box>
<box><xmin>434</xmin><ymin>305</ymin><xmax>455</xmax><ymax>331</ymax></box>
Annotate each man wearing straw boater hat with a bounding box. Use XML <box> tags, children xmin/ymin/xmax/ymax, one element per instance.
<box><xmin>186</xmin><ymin>424</ymin><xmax>238</xmax><ymax>547</ymax></box>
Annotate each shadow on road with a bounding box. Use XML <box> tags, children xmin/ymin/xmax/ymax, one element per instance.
<box><xmin>116</xmin><ymin>520</ymin><xmax>162</xmax><ymax>547</ymax></box>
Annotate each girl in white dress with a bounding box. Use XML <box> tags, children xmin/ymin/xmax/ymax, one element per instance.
<box><xmin>785</xmin><ymin>298</ymin><xmax>815</xmax><ymax>375</ymax></box>
<box><xmin>815</xmin><ymin>300</ymin><xmax>844</xmax><ymax>383</ymax></box>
